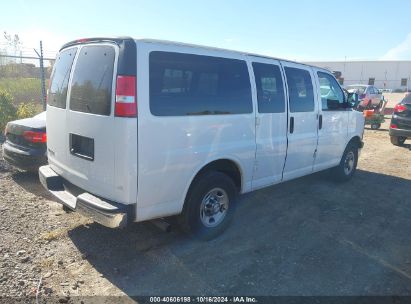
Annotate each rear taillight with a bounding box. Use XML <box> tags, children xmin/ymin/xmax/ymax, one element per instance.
<box><xmin>394</xmin><ymin>104</ymin><xmax>406</xmax><ymax>113</ymax></box>
<box><xmin>23</xmin><ymin>131</ymin><xmax>47</xmax><ymax>143</ymax></box>
<box><xmin>115</xmin><ymin>75</ymin><xmax>137</xmax><ymax>117</ymax></box>
<box><xmin>390</xmin><ymin>124</ymin><xmax>398</xmax><ymax>129</ymax></box>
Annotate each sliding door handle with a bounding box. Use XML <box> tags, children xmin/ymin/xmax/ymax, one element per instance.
<box><xmin>290</xmin><ymin>117</ymin><xmax>294</xmax><ymax>134</ymax></box>
<box><xmin>319</xmin><ymin>114</ymin><xmax>323</xmax><ymax>130</ymax></box>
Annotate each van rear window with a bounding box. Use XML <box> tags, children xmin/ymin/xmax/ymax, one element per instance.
<box><xmin>69</xmin><ymin>46</ymin><xmax>115</xmax><ymax>116</ymax></box>
<box><xmin>48</xmin><ymin>48</ymin><xmax>77</xmax><ymax>109</ymax></box>
<box><xmin>149</xmin><ymin>51</ymin><xmax>252</xmax><ymax>116</ymax></box>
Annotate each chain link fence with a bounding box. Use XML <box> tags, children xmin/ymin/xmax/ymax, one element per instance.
<box><xmin>0</xmin><ymin>42</ymin><xmax>55</xmax><ymax>109</ymax></box>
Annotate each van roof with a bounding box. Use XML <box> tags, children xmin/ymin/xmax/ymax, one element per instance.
<box><xmin>60</xmin><ymin>36</ymin><xmax>331</xmax><ymax>73</ymax></box>
<box><xmin>137</xmin><ymin>38</ymin><xmax>327</xmax><ymax>71</ymax></box>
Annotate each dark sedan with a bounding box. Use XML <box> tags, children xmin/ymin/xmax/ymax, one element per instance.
<box><xmin>390</xmin><ymin>94</ymin><xmax>411</xmax><ymax>146</ymax></box>
<box><xmin>2</xmin><ymin>111</ymin><xmax>47</xmax><ymax>171</ymax></box>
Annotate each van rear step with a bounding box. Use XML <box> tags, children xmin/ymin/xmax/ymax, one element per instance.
<box><xmin>39</xmin><ymin>165</ymin><xmax>134</xmax><ymax>228</ymax></box>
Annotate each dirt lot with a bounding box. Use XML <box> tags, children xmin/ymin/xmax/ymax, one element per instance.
<box><xmin>0</xmin><ymin>118</ymin><xmax>410</xmax><ymax>301</ymax></box>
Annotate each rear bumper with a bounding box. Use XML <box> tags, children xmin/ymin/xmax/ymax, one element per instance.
<box><xmin>2</xmin><ymin>142</ymin><xmax>47</xmax><ymax>171</ymax></box>
<box><xmin>389</xmin><ymin>128</ymin><xmax>411</xmax><ymax>138</ymax></box>
<box><xmin>38</xmin><ymin>165</ymin><xmax>135</xmax><ymax>228</ymax></box>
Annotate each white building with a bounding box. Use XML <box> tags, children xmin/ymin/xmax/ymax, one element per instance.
<box><xmin>304</xmin><ymin>61</ymin><xmax>411</xmax><ymax>91</ymax></box>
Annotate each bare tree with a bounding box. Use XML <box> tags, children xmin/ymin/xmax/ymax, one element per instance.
<box><xmin>3</xmin><ymin>31</ymin><xmax>22</xmax><ymax>63</ymax></box>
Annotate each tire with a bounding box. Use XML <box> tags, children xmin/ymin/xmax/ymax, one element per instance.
<box><xmin>332</xmin><ymin>143</ymin><xmax>358</xmax><ymax>182</ymax></box>
<box><xmin>390</xmin><ymin>136</ymin><xmax>406</xmax><ymax>146</ymax></box>
<box><xmin>62</xmin><ymin>205</ymin><xmax>73</xmax><ymax>213</ymax></box>
<box><xmin>179</xmin><ymin>171</ymin><xmax>237</xmax><ymax>240</ymax></box>
<box><xmin>371</xmin><ymin>123</ymin><xmax>380</xmax><ymax>130</ymax></box>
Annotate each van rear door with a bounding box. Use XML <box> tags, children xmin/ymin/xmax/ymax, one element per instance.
<box><xmin>47</xmin><ymin>39</ymin><xmax>138</xmax><ymax>204</ymax></box>
<box><xmin>46</xmin><ymin>47</ymin><xmax>77</xmax><ymax>178</ymax></box>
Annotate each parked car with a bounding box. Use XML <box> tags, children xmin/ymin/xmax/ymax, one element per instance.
<box><xmin>389</xmin><ymin>94</ymin><xmax>411</xmax><ymax>146</ymax></box>
<box><xmin>2</xmin><ymin>111</ymin><xmax>47</xmax><ymax>171</ymax></box>
<box><xmin>346</xmin><ymin>84</ymin><xmax>383</xmax><ymax>109</ymax></box>
<box><xmin>39</xmin><ymin>37</ymin><xmax>364</xmax><ymax>240</ymax></box>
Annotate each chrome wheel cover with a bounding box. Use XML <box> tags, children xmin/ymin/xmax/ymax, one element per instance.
<box><xmin>200</xmin><ymin>188</ymin><xmax>229</xmax><ymax>228</ymax></box>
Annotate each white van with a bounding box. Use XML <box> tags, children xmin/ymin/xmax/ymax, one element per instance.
<box><xmin>39</xmin><ymin>37</ymin><xmax>364</xmax><ymax>240</ymax></box>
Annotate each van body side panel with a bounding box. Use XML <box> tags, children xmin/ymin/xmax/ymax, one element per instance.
<box><xmin>112</xmin><ymin>38</ymin><xmax>138</xmax><ymax>204</ymax></box>
<box><xmin>136</xmin><ymin>42</ymin><xmax>255</xmax><ymax>221</ymax></box>
<box><xmin>347</xmin><ymin>111</ymin><xmax>365</xmax><ymax>149</ymax></box>
<box><xmin>113</xmin><ymin>118</ymin><xmax>138</xmax><ymax>204</ymax></box>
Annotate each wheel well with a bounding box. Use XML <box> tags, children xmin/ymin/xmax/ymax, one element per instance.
<box><xmin>348</xmin><ymin>136</ymin><xmax>362</xmax><ymax>149</ymax></box>
<box><xmin>192</xmin><ymin>159</ymin><xmax>242</xmax><ymax>192</ymax></box>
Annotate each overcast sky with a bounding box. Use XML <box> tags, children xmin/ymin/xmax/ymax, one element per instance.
<box><xmin>2</xmin><ymin>0</ymin><xmax>411</xmax><ymax>61</ymax></box>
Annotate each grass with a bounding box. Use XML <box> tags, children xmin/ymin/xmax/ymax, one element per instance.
<box><xmin>0</xmin><ymin>77</ymin><xmax>46</xmax><ymax>106</ymax></box>
<box><xmin>41</xmin><ymin>228</ymin><xmax>68</xmax><ymax>241</ymax></box>
<box><xmin>40</xmin><ymin>217</ymin><xmax>92</xmax><ymax>242</ymax></box>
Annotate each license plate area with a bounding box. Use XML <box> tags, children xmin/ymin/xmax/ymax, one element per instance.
<box><xmin>69</xmin><ymin>133</ymin><xmax>94</xmax><ymax>161</ymax></box>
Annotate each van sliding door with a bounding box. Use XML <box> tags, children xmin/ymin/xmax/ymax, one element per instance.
<box><xmin>249</xmin><ymin>57</ymin><xmax>288</xmax><ymax>189</ymax></box>
<box><xmin>281</xmin><ymin>62</ymin><xmax>319</xmax><ymax>181</ymax></box>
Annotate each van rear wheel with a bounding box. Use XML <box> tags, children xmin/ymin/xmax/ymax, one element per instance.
<box><xmin>179</xmin><ymin>172</ymin><xmax>237</xmax><ymax>240</ymax></box>
<box><xmin>332</xmin><ymin>143</ymin><xmax>358</xmax><ymax>182</ymax></box>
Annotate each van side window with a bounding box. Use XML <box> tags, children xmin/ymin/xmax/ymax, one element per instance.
<box><xmin>150</xmin><ymin>51</ymin><xmax>252</xmax><ymax>116</ymax></box>
<box><xmin>284</xmin><ymin>67</ymin><xmax>314</xmax><ymax>112</ymax></box>
<box><xmin>69</xmin><ymin>46</ymin><xmax>115</xmax><ymax>116</ymax></box>
<box><xmin>252</xmin><ymin>62</ymin><xmax>285</xmax><ymax>113</ymax></box>
<box><xmin>48</xmin><ymin>48</ymin><xmax>77</xmax><ymax>109</ymax></box>
<box><xmin>317</xmin><ymin>72</ymin><xmax>344</xmax><ymax>111</ymax></box>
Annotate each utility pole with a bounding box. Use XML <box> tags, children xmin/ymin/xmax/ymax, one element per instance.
<box><xmin>34</xmin><ymin>41</ymin><xmax>46</xmax><ymax>110</ymax></box>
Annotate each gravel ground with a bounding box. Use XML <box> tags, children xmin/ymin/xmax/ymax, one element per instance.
<box><xmin>0</xmin><ymin>118</ymin><xmax>410</xmax><ymax>302</ymax></box>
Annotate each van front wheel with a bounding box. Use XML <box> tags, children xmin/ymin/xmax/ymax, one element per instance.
<box><xmin>179</xmin><ymin>172</ymin><xmax>237</xmax><ymax>240</ymax></box>
<box><xmin>332</xmin><ymin>143</ymin><xmax>358</xmax><ymax>182</ymax></box>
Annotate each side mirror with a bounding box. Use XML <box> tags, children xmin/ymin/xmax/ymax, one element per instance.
<box><xmin>346</xmin><ymin>92</ymin><xmax>359</xmax><ymax>108</ymax></box>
